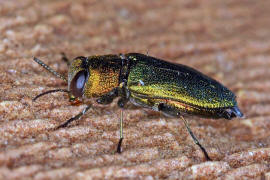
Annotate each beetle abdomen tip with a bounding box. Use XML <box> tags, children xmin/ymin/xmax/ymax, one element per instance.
<box><xmin>222</xmin><ymin>106</ymin><xmax>244</xmax><ymax>120</ymax></box>
<box><xmin>233</xmin><ymin>106</ymin><xmax>244</xmax><ymax>118</ymax></box>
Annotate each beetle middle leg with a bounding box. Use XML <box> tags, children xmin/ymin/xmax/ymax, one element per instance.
<box><xmin>96</xmin><ymin>86</ymin><xmax>128</xmax><ymax>153</ymax></box>
<box><xmin>116</xmin><ymin>97</ymin><xmax>129</xmax><ymax>153</ymax></box>
<box><xmin>98</xmin><ymin>94</ymin><xmax>128</xmax><ymax>153</ymax></box>
<box><xmin>116</xmin><ymin>82</ymin><xmax>130</xmax><ymax>153</ymax></box>
<box><xmin>117</xmin><ymin>109</ymin><xmax>124</xmax><ymax>153</ymax></box>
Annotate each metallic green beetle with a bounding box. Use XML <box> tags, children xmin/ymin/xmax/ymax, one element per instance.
<box><xmin>33</xmin><ymin>53</ymin><xmax>243</xmax><ymax>161</ymax></box>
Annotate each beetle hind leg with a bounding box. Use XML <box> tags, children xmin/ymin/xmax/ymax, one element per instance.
<box><xmin>180</xmin><ymin>116</ymin><xmax>211</xmax><ymax>161</ymax></box>
<box><xmin>157</xmin><ymin>103</ymin><xmax>179</xmax><ymax>117</ymax></box>
<box><xmin>157</xmin><ymin>103</ymin><xmax>211</xmax><ymax>161</ymax></box>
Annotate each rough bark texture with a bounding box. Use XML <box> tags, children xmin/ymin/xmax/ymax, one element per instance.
<box><xmin>0</xmin><ymin>0</ymin><xmax>270</xmax><ymax>179</ymax></box>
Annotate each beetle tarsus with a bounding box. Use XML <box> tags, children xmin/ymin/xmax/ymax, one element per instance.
<box><xmin>117</xmin><ymin>137</ymin><xmax>123</xmax><ymax>153</ymax></box>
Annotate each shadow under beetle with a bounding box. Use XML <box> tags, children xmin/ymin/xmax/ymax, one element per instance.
<box><xmin>33</xmin><ymin>53</ymin><xmax>244</xmax><ymax>161</ymax></box>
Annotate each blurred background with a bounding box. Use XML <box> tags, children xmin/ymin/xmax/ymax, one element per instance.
<box><xmin>0</xmin><ymin>0</ymin><xmax>270</xmax><ymax>179</ymax></box>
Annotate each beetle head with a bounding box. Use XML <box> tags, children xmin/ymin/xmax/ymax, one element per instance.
<box><xmin>68</xmin><ymin>57</ymin><xmax>89</xmax><ymax>99</ymax></box>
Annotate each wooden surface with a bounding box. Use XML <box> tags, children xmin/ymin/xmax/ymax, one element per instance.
<box><xmin>0</xmin><ymin>0</ymin><xmax>270</xmax><ymax>179</ymax></box>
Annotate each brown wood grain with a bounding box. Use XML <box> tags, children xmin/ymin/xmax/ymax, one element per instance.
<box><xmin>0</xmin><ymin>0</ymin><xmax>270</xmax><ymax>179</ymax></box>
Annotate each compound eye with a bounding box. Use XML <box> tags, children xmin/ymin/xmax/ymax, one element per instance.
<box><xmin>70</xmin><ymin>70</ymin><xmax>87</xmax><ymax>97</ymax></box>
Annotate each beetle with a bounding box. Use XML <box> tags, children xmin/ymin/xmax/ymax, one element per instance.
<box><xmin>33</xmin><ymin>53</ymin><xmax>243</xmax><ymax>161</ymax></box>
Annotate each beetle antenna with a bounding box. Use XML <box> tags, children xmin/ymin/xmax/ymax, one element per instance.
<box><xmin>33</xmin><ymin>57</ymin><xmax>67</xmax><ymax>82</ymax></box>
<box><xmin>33</xmin><ymin>89</ymin><xmax>69</xmax><ymax>101</ymax></box>
<box><xmin>61</xmin><ymin>52</ymin><xmax>70</xmax><ymax>66</ymax></box>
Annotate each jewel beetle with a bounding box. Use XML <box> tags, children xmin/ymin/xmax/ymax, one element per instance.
<box><xmin>33</xmin><ymin>53</ymin><xmax>243</xmax><ymax>161</ymax></box>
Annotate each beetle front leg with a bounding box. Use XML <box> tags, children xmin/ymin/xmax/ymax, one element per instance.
<box><xmin>96</xmin><ymin>88</ymin><xmax>119</xmax><ymax>105</ymax></box>
<box><xmin>96</xmin><ymin>95</ymin><xmax>115</xmax><ymax>105</ymax></box>
<box><xmin>55</xmin><ymin>104</ymin><xmax>92</xmax><ymax>129</ymax></box>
